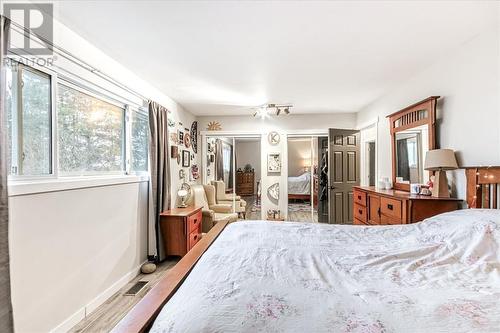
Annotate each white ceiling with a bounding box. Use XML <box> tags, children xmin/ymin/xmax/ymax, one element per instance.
<box><xmin>52</xmin><ymin>1</ymin><xmax>497</xmax><ymax>115</ymax></box>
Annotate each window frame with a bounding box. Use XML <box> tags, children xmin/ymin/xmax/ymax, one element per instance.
<box><xmin>7</xmin><ymin>61</ymin><xmax>57</xmax><ymax>181</ymax></box>
<box><xmin>6</xmin><ymin>59</ymin><xmax>149</xmax><ymax>185</ymax></box>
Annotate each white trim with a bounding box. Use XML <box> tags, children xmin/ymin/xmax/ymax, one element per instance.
<box><xmin>8</xmin><ymin>175</ymin><xmax>149</xmax><ymax>197</ymax></box>
<box><xmin>50</xmin><ymin>260</ymin><xmax>147</xmax><ymax>333</ymax></box>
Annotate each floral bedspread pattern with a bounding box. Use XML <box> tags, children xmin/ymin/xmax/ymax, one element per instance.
<box><xmin>150</xmin><ymin>210</ymin><xmax>500</xmax><ymax>332</ymax></box>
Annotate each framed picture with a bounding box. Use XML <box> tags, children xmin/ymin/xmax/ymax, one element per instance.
<box><xmin>171</xmin><ymin>146</ymin><xmax>178</xmax><ymax>158</ymax></box>
<box><xmin>182</xmin><ymin>150</ymin><xmax>190</xmax><ymax>167</ymax></box>
<box><xmin>267</xmin><ymin>153</ymin><xmax>281</xmax><ymax>173</ymax></box>
<box><xmin>178</xmin><ymin>130</ymin><xmax>184</xmax><ymax>145</ymax></box>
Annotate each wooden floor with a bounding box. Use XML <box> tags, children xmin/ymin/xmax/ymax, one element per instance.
<box><xmin>69</xmin><ymin>259</ymin><xmax>178</xmax><ymax>333</ymax></box>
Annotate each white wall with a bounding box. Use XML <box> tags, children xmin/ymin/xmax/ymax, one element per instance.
<box><xmin>198</xmin><ymin>113</ymin><xmax>356</xmax><ymax>133</ymax></box>
<box><xmin>9</xmin><ymin>182</ymin><xmax>148</xmax><ymax>333</ymax></box>
<box><xmin>235</xmin><ymin>140</ymin><xmax>261</xmax><ymax>193</ymax></box>
<box><xmin>6</xmin><ymin>16</ymin><xmax>198</xmax><ymax>333</ymax></box>
<box><xmin>356</xmin><ymin>25</ymin><xmax>500</xmax><ymax>200</ymax></box>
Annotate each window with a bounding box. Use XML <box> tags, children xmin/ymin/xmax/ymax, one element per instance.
<box><xmin>57</xmin><ymin>83</ymin><xmax>125</xmax><ymax>175</ymax></box>
<box><xmin>5</xmin><ymin>64</ymin><xmax>52</xmax><ymax>176</ymax></box>
<box><xmin>131</xmin><ymin>111</ymin><xmax>149</xmax><ymax>172</ymax></box>
<box><xmin>4</xmin><ymin>61</ymin><xmax>149</xmax><ymax>182</ymax></box>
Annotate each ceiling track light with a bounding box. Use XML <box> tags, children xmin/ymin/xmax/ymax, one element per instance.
<box><xmin>252</xmin><ymin>103</ymin><xmax>292</xmax><ymax>118</ymax></box>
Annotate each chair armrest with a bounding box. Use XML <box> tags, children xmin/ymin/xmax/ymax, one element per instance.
<box><xmin>202</xmin><ymin>209</ymin><xmax>214</xmax><ymax>218</ymax></box>
<box><xmin>209</xmin><ymin>204</ymin><xmax>233</xmax><ymax>213</ymax></box>
<box><xmin>223</xmin><ymin>194</ymin><xmax>241</xmax><ymax>201</ymax></box>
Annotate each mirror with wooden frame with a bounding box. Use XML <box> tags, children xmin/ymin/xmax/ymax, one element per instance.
<box><xmin>387</xmin><ymin>96</ymin><xmax>439</xmax><ymax>191</ymax></box>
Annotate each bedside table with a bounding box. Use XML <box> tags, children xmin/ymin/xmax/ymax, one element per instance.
<box><xmin>160</xmin><ymin>206</ymin><xmax>203</xmax><ymax>257</ymax></box>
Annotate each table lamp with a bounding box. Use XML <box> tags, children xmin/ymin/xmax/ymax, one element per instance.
<box><xmin>424</xmin><ymin>149</ymin><xmax>458</xmax><ymax>198</ymax></box>
<box><xmin>177</xmin><ymin>183</ymin><xmax>191</xmax><ymax>208</ymax></box>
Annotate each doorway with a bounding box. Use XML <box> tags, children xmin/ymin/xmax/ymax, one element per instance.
<box><xmin>368</xmin><ymin>141</ymin><xmax>376</xmax><ymax>186</ymax></box>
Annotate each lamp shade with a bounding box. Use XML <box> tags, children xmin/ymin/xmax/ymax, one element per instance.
<box><xmin>424</xmin><ymin>149</ymin><xmax>458</xmax><ymax>171</ymax></box>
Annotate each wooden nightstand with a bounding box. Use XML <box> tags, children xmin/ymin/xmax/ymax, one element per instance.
<box><xmin>160</xmin><ymin>206</ymin><xmax>202</xmax><ymax>257</ymax></box>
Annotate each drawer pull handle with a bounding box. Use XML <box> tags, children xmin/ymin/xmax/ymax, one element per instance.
<box><xmin>357</xmin><ymin>195</ymin><xmax>362</xmax><ymax>200</ymax></box>
<box><xmin>387</xmin><ymin>204</ymin><xmax>393</xmax><ymax>210</ymax></box>
<box><xmin>193</xmin><ymin>219</ymin><xmax>197</xmax><ymax>225</ymax></box>
<box><xmin>358</xmin><ymin>209</ymin><xmax>363</xmax><ymax>215</ymax></box>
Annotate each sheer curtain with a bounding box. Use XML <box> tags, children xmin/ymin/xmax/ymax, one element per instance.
<box><xmin>0</xmin><ymin>15</ymin><xmax>14</xmax><ymax>332</ymax></box>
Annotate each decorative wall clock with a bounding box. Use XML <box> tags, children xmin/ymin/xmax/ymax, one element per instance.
<box><xmin>268</xmin><ymin>131</ymin><xmax>280</xmax><ymax>145</ymax></box>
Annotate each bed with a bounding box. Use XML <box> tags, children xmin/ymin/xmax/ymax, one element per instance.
<box><xmin>288</xmin><ymin>172</ymin><xmax>311</xmax><ymax>201</ymax></box>
<box><xmin>112</xmin><ymin>166</ymin><xmax>500</xmax><ymax>333</ymax></box>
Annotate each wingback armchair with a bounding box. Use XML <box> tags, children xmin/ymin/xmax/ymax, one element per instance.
<box><xmin>211</xmin><ymin>180</ymin><xmax>247</xmax><ymax>218</ymax></box>
<box><xmin>187</xmin><ymin>184</ymin><xmax>238</xmax><ymax>233</ymax></box>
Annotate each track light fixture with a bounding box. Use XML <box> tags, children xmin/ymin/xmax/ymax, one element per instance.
<box><xmin>252</xmin><ymin>103</ymin><xmax>292</xmax><ymax>118</ymax></box>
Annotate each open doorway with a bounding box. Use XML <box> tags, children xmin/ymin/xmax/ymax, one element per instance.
<box><xmin>234</xmin><ymin>138</ymin><xmax>261</xmax><ymax>220</ymax></box>
<box><xmin>368</xmin><ymin>141</ymin><xmax>376</xmax><ymax>186</ymax></box>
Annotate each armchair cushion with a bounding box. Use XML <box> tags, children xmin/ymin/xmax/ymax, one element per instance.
<box><xmin>209</xmin><ymin>204</ymin><xmax>233</xmax><ymax>213</ymax></box>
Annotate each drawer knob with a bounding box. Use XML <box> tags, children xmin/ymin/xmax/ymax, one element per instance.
<box><xmin>387</xmin><ymin>204</ymin><xmax>393</xmax><ymax>210</ymax></box>
<box><xmin>358</xmin><ymin>195</ymin><xmax>362</xmax><ymax>200</ymax></box>
<box><xmin>358</xmin><ymin>209</ymin><xmax>363</xmax><ymax>215</ymax></box>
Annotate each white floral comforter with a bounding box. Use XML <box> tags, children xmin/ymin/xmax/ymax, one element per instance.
<box><xmin>150</xmin><ymin>210</ymin><xmax>500</xmax><ymax>333</ymax></box>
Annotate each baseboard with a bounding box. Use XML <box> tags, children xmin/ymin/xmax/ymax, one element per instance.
<box><xmin>51</xmin><ymin>260</ymin><xmax>147</xmax><ymax>333</ymax></box>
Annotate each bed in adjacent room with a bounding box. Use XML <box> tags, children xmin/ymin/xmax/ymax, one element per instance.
<box><xmin>288</xmin><ymin>172</ymin><xmax>311</xmax><ymax>200</ymax></box>
<box><xmin>113</xmin><ymin>167</ymin><xmax>500</xmax><ymax>333</ymax></box>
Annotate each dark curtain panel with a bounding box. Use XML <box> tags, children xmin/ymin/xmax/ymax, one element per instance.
<box><xmin>397</xmin><ymin>139</ymin><xmax>410</xmax><ymax>181</ymax></box>
<box><xmin>0</xmin><ymin>15</ymin><xmax>14</xmax><ymax>333</ymax></box>
<box><xmin>215</xmin><ymin>139</ymin><xmax>224</xmax><ymax>181</ymax></box>
<box><xmin>148</xmin><ymin>101</ymin><xmax>170</xmax><ymax>261</ymax></box>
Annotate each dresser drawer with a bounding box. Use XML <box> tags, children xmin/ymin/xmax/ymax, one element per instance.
<box><xmin>354</xmin><ymin>203</ymin><xmax>367</xmax><ymax>223</ymax></box>
<box><xmin>189</xmin><ymin>230</ymin><xmax>201</xmax><ymax>249</ymax></box>
<box><xmin>381</xmin><ymin>215</ymin><xmax>403</xmax><ymax>225</ymax></box>
<box><xmin>353</xmin><ymin>218</ymin><xmax>367</xmax><ymax>225</ymax></box>
<box><xmin>380</xmin><ymin>197</ymin><xmax>402</xmax><ymax>220</ymax></box>
<box><xmin>353</xmin><ymin>190</ymin><xmax>367</xmax><ymax>207</ymax></box>
<box><xmin>188</xmin><ymin>210</ymin><xmax>202</xmax><ymax>233</ymax></box>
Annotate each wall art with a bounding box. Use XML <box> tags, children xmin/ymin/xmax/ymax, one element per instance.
<box><xmin>184</xmin><ymin>133</ymin><xmax>191</xmax><ymax>148</ymax></box>
<box><xmin>170</xmin><ymin>132</ymin><xmax>178</xmax><ymax>145</ymax></box>
<box><xmin>191</xmin><ymin>164</ymin><xmax>199</xmax><ymax>180</ymax></box>
<box><xmin>178</xmin><ymin>130</ymin><xmax>184</xmax><ymax>145</ymax></box>
<box><xmin>207</xmin><ymin>121</ymin><xmax>222</xmax><ymax>131</ymax></box>
<box><xmin>179</xmin><ymin>169</ymin><xmax>185</xmax><ymax>180</ymax></box>
<box><xmin>268</xmin><ymin>131</ymin><xmax>280</xmax><ymax>145</ymax></box>
<box><xmin>267</xmin><ymin>183</ymin><xmax>280</xmax><ymax>201</ymax></box>
<box><xmin>167</xmin><ymin>118</ymin><xmax>176</xmax><ymax>128</ymax></box>
<box><xmin>171</xmin><ymin>146</ymin><xmax>178</xmax><ymax>158</ymax></box>
<box><xmin>182</xmin><ymin>150</ymin><xmax>190</xmax><ymax>167</ymax></box>
<box><xmin>267</xmin><ymin>153</ymin><xmax>281</xmax><ymax>173</ymax></box>
<box><xmin>190</xmin><ymin>121</ymin><xmax>198</xmax><ymax>153</ymax></box>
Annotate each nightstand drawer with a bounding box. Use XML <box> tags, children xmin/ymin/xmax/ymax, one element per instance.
<box><xmin>188</xmin><ymin>211</ymin><xmax>202</xmax><ymax>233</ymax></box>
<box><xmin>354</xmin><ymin>203</ymin><xmax>367</xmax><ymax>222</ymax></box>
<box><xmin>381</xmin><ymin>197</ymin><xmax>402</xmax><ymax>220</ymax></box>
<box><xmin>189</xmin><ymin>230</ymin><xmax>201</xmax><ymax>249</ymax></box>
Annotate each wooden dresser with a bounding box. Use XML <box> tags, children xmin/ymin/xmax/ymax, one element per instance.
<box><xmin>160</xmin><ymin>206</ymin><xmax>202</xmax><ymax>257</ymax></box>
<box><xmin>353</xmin><ymin>186</ymin><xmax>461</xmax><ymax>225</ymax></box>
<box><xmin>236</xmin><ymin>171</ymin><xmax>255</xmax><ymax>196</ymax></box>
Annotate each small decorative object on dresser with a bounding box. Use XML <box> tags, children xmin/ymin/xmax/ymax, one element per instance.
<box><xmin>352</xmin><ymin>186</ymin><xmax>461</xmax><ymax>225</ymax></box>
<box><xmin>160</xmin><ymin>206</ymin><xmax>203</xmax><ymax>257</ymax></box>
<box><xmin>236</xmin><ymin>170</ymin><xmax>255</xmax><ymax>196</ymax></box>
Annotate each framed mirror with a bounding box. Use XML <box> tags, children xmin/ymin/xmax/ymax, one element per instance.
<box><xmin>388</xmin><ymin>96</ymin><xmax>439</xmax><ymax>191</ymax></box>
